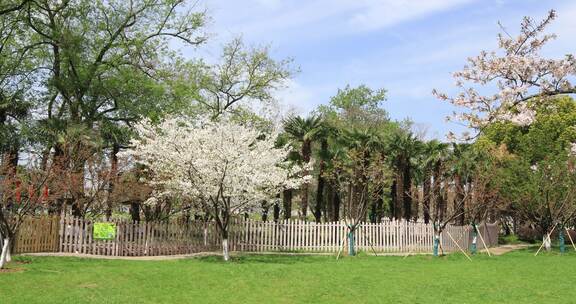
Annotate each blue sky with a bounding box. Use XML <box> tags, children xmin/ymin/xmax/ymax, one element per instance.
<box><xmin>186</xmin><ymin>0</ymin><xmax>576</xmax><ymax>139</ymax></box>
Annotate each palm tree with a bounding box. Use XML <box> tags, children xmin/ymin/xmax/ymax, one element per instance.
<box><xmin>274</xmin><ymin>133</ymin><xmax>300</xmax><ymax>219</ymax></box>
<box><xmin>312</xmin><ymin>121</ymin><xmax>336</xmax><ymax>222</ymax></box>
<box><xmin>421</xmin><ymin>140</ymin><xmax>449</xmax><ymax>224</ymax></box>
<box><xmin>340</xmin><ymin>127</ymin><xmax>385</xmax><ymax>222</ymax></box>
<box><xmin>449</xmin><ymin>143</ymin><xmax>477</xmax><ymax>225</ymax></box>
<box><xmin>426</xmin><ymin>141</ymin><xmax>451</xmax><ymax>224</ymax></box>
<box><xmin>323</xmin><ymin>138</ymin><xmax>348</xmax><ymax>222</ymax></box>
<box><xmin>283</xmin><ymin>115</ymin><xmax>323</xmax><ymax>219</ymax></box>
<box><xmin>387</xmin><ymin>131</ymin><xmax>422</xmax><ymax>221</ymax></box>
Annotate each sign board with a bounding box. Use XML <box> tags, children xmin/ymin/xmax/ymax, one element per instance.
<box><xmin>93</xmin><ymin>222</ymin><xmax>116</xmax><ymax>240</ymax></box>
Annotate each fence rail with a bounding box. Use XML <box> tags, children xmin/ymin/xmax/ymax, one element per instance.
<box><xmin>14</xmin><ymin>215</ymin><xmax>498</xmax><ymax>256</ymax></box>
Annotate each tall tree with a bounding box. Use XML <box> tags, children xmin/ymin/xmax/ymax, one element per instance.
<box><xmin>316</xmin><ymin>84</ymin><xmax>391</xmax><ymax>221</ymax></box>
<box><xmin>125</xmin><ymin>116</ymin><xmax>304</xmax><ymax>261</ymax></box>
<box><xmin>449</xmin><ymin>143</ymin><xmax>476</xmax><ymax>225</ymax></box>
<box><xmin>480</xmin><ymin>96</ymin><xmax>576</xmax><ymax>248</ymax></box>
<box><xmin>327</xmin><ymin>127</ymin><xmax>389</xmax><ymax>256</ymax></box>
<box><xmin>312</xmin><ymin>121</ymin><xmax>335</xmax><ymax>222</ymax></box>
<box><xmin>18</xmin><ymin>0</ymin><xmax>208</xmax><ymax>214</ymax></box>
<box><xmin>387</xmin><ymin>130</ymin><xmax>422</xmax><ymax>220</ymax></box>
<box><xmin>283</xmin><ymin>115</ymin><xmax>322</xmax><ymax>219</ymax></box>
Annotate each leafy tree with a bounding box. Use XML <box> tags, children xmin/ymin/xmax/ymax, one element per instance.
<box><xmin>315</xmin><ymin>84</ymin><xmax>392</xmax><ymax>222</ymax></box>
<box><xmin>481</xmin><ymin>96</ymin><xmax>576</xmax><ymax>247</ymax></box>
<box><xmin>386</xmin><ymin>130</ymin><xmax>422</xmax><ymax>220</ymax></box>
<box><xmin>125</xmin><ymin>116</ymin><xmax>304</xmax><ymax>261</ymax></box>
<box><xmin>193</xmin><ymin>38</ymin><xmax>295</xmax><ymax>118</ymax></box>
<box><xmin>449</xmin><ymin>143</ymin><xmax>477</xmax><ymax>225</ymax></box>
<box><xmin>327</xmin><ymin>127</ymin><xmax>389</xmax><ymax>256</ymax></box>
<box><xmin>502</xmin><ymin>157</ymin><xmax>576</xmax><ymax>250</ymax></box>
<box><xmin>0</xmin><ymin>5</ymin><xmax>36</xmax><ymax>176</ymax></box>
<box><xmin>283</xmin><ymin>115</ymin><xmax>322</xmax><ymax>219</ymax></box>
<box><xmin>419</xmin><ymin>140</ymin><xmax>449</xmax><ymax>223</ymax></box>
<box><xmin>0</xmin><ymin>1</ymin><xmax>29</xmax><ymax>16</ymax></box>
<box><xmin>4</xmin><ymin>0</ymin><xmax>209</xmax><ymax>216</ymax></box>
<box><xmin>312</xmin><ymin>121</ymin><xmax>335</xmax><ymax>222</ymax></box>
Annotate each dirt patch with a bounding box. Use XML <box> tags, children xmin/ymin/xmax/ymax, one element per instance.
<box><xmin>21</xmin><ymin>251</ymin><xmax>223</xmax><ymax>261</ymax></box>
<box><xmin>482</xmin><ymin>244</ymin><xmax>531</xmax><ymax>256</ymax></box>
<box><xmin>0</xmin><ymin>267</ymin><xmax>25</xmax><ymax>273</ymax></box>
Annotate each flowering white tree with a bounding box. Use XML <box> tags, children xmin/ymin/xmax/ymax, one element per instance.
<box><xmin>123</xmin><ymin>116</ymin><xmax>304</xmax><ymax>261</ymax></box>
<box><xmin>434</xmin><ymin>10</ymin><xmax>575</xmax><ymax>138</ymax></box>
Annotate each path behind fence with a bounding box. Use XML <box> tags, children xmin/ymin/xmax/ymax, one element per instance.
<box><xmin>14</xmin><ymin>215</ymin><xmax>498</xmax><ymax>256</ymax></box>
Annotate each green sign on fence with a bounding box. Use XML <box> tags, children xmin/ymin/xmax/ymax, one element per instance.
<box><xmin>93</xmin><ymin>222</ymin><xmax>116</xmax><ymax>240</ymax></box>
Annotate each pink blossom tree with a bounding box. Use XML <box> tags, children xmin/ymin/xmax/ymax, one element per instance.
<box><xmin>434</xmin><ymin>10</ymin><xmax>575</xmax><ymax>138</ymax></box>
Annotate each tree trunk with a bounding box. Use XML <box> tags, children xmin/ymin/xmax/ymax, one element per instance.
<box><xmin>395</xmin><ymin>168</ymin><xmax>404</xmax><ymax>220</ymax></box>
<box><xmin>71</xmin><ymin>202</ymin><xmax>83</xmax><ymax>218</ymax></box>
<box><xmin>543</xmin><ymin>234</ymin><xmax>551</xmax><ymax>251</ymax></box>
<box><xmin>412</xmin><ymin>184</ymin><xmax>419</xmax><ymax>221</ymax></box>
<box><xmin>314</xmin><ymin>139</ymin><xmax>328</xmax><ymax>223</ymax></box>
<box><xmin>470</xmin><ymin>224</ymin><xmax>478</xmax><ymax>254</ymax></box>
<box><xmin>300</xmin><ymin>139</ymin><xmax>312</xmax><ymax>219</ymax></box>
<box><xmin>326</xmin><ymin>182</ymin><xmax>334</xmax><ymax>221</ymax></box>
<box><xmin>1</xmin><ymin>142</ymin><xmax>19</xmax><ymax>204</ymax></box>
<box><xmin>282</xmin><ymin>189</ymin><xmax>292</xmax><ymax>219</ymax></box>
<box><xmin>390</xmin><ymin>180</ymin><xmax>396</xmax><ymax>219</ymax></box>
<box><xmin>130</xmin><ymin>202</ymin><xmax>141</xmax><ymax>222</ymax></box>
<box><xmin>348</xmin><ymin>226</ymin><xmax>356</xmax><ymax>256</ymax></box>
<box><xmin>71</xmin><ymin>142</ymin><xmax>87</xmax><ymax>217</ymax></box>
<box><xmin>453</xmin><ymin>174</ymin><xmax>465</xmax><ymax>225</ymax></box>
<box><xmin>433</xmin><ymin>162</ymin><xmax>445</xmax><ymax>222</ymax></box>
<box><xmin>221</xmin><ymin>225</ymin><xmax>230</xmax><ymax>261</ymax></box>
<box><xmin>222</xmin><ymin>238</ymin><xmax>230</xmax><ymax>261</ymax></box>
<box><xmin>433</xmin><ymin>230</ymin><xmax>441</xmax><ymax>257</ymax></box>
<box><xmin>423</xmin><ymin>170</ymin><xmax>431</xmax><ymax>224</ymax></box>
<box><xmin>314</xmin><ymin>171</ymin><xmax>325</xmax><ymax>223</ymax></box>
<box><xmin>559</xmin><ymin>227</ymin><xmax>566</xmax><ymax>254</ymax></box>
<box><xmin>374</xmin><ymin>190</ymin><xmax>384</xmax><ymax>223</ymax></box>
<box><xmin>105</xmin><ymin>144</ymin><xmax>120</xmax><ymax>221</ymax></box>
<box><xmin>261</xmin><ymin>201</ymin><xmax>269</xmax><ymax>222</ymax></box>
<box><xmin>300</xmin><ymin>183</ymin><xmax>309</xmax><ymax>219</ymax></box>
<box><xmin>331</xmin><ymin>189</ymin><xmax>340</xmax><ymax>222</ymax></box>
<box><xmin>0</xmin><ymin>238</ymin><xmax>10</xmax><ymax>269</ymax></box>
<box><xmin>273</xmin><ymin>202</ymin><xmax>280</xmax><ymax>222</ymax></box>
<box><xmin>403</xmin><ymin>165</ymin><xmax>412</xmax><ymax>221</ymax></box>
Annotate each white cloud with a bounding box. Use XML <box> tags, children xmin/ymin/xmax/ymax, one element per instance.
<box><xmin>348</xmin><ymin>0</ymin><xmax>475</xmax><ymax>31</ymax></box>
<box><xmin>206</xmin><ymin>0</ymin><xmax>477</xmax><ymax>41</ymax></box>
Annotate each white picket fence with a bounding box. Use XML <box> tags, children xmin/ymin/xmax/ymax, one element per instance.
<box><xmin>239</xmin><ymin>219</ymin><xmax>498</xmax><ymax>254</ymax></box>
<box><xmin>30</xmin><ymin>215</ymin><xmax>497</xmax><ymax>256</ymax></box>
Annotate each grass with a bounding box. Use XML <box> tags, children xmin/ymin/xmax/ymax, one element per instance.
<box><xmin>1</xmin><ymin>249</ymin><xmax>575</xmax><ymax>304</ymax></box>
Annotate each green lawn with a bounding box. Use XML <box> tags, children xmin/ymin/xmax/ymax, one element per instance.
<box><xmin>1</xmin><ymin>249</ymin><xmax>575</xmax><ymax>303</ymax></box>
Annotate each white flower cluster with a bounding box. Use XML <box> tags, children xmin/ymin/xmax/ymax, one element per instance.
<box><xmin>433</xmin><ymin>10</ymin><xmax>575</xmax><ymax>131</ymax></box>
<box><xmin>497</xmin><ymin>104</ymin><xmax>537</xmax><ymax>127</ymax></box>
<box><xmin>122</xmin><ymin>116</ymin><xmax>305</xmax><ymax>213</ymax></box>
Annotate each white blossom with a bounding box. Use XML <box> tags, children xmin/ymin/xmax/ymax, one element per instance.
<box><xmin>433</xmin><ymin>10</ymin><xmax>576</xmax><ymax>132</ymax></box>
<box><xmin>122</xmin><ymin>116</ymin><xmax>305</xmax><ymax>215</ymax></box>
